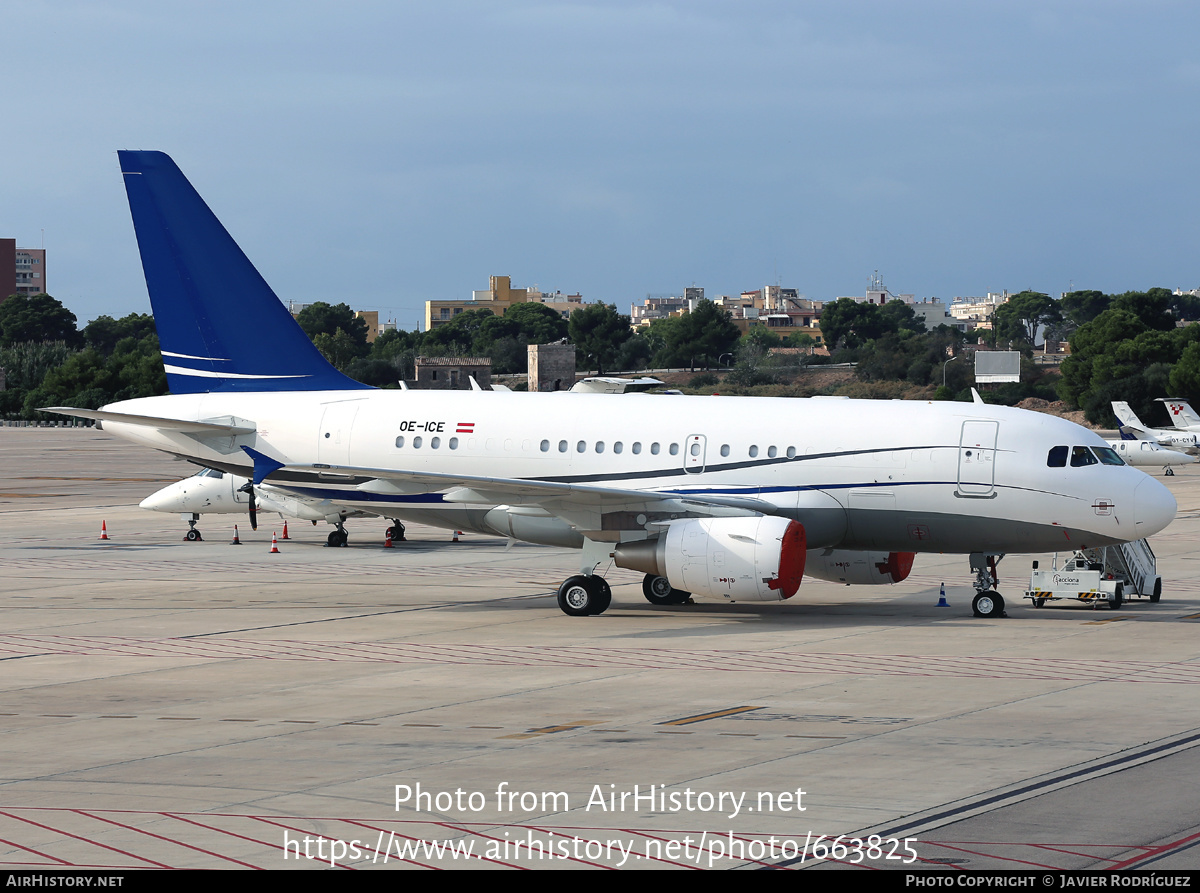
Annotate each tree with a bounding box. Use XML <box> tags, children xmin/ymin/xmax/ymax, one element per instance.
<box><xmin>818</xmin><ymin>298</ymin><xmax>917</xmax><ymax>351</ymax></box>
<box><xmin>569</xmin><ymin>303</ymin><xmax>631</xmax><ymax>375</ymax></box>
<box><xmin>991</xmin><ymin>291</ymin><xmax>1060</xmax><ymax>347</ymax></box>
<box><xmin>295</xmin><ymin>302</ymin><xmax>370</xmax><ymax>353</ymax></box>
<box><xmin>84</xmin><ymin>313</ymin><xmax>157</xmax><ymax>355</ymax></box>
<box><xmin>421</xmin><ymin>308</ymin><xmax>496</xmax><ymax>356</ymax></box>
<box><xmin>1060</xmin><ymin>290</ymin><xmax>1111</xmax><ymax>329</ymax></box>
<box><xmin>614</xmin><ymin>333</ymin><xmax>652</xmax><ymax>371</ymax></box>
<box><xmin>504</xmin><ymin>301</ymin><xmax>569</xmax><ymax>344</ymax></box>
<box><xmin>1111</xmin><ymin>288</ymin><xmax>1175</xmax><ymax>332</ymax></box>
<box><xmin>311</xmin><ymin>329</ymin><xmax>366</xmax><ymax>370</ymax></box>
<box><xmin>1056</xmin><ymin>305</ymin><xmax>1200</xmax><ymax>424</ymax></box>
<box><xmin>659</xmin><ymin>299</ymin><xmax>740</xmax><ymax>370</ymax></box>
<box><xmin>0</xmin><ymin>294</ymin><xmax>81</xmax><ymax>347</ymax></box>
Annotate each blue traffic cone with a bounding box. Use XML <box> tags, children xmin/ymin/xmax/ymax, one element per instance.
<box><xmin>937</xmin><ymin>583</ymin><xmax>950</xmax><ymax>607</ymax></box>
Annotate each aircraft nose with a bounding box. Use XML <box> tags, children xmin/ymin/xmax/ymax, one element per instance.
<box><xmin>1133</xmin><ymin>474</ymin><xmax>1177</xmax><ymax>538</ymax></box>
<box><xmin>139</xmin><ymin>483</ymin><xmax>185</xmax><ymax>512</ymax></box>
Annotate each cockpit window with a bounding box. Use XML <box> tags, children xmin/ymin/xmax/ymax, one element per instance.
<box><xmin>197</xmin><ymin>468</ymin><xmax>224</xmax><ymax>478</ymax></box>
<box><xmin>1092</xmin><ymin>446</ymin><xmax>1125</xmax><ymax>466</ymax></box>
<box><xmin>1047</xmin><ymin>446</ymin><xmax>1067</xmax><ymax>467</ymax></box>
<box><xmin>1070</xmin><ymin>446</ymin><xmax>1098</xmax><ymax>467</ymax></box>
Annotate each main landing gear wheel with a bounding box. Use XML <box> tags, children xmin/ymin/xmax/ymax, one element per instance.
<box><xmin>642</xmin><ymin>574</ymin><xmax>691</xmax><ymax>606</ymax></box>
<box><xmin>557</xmin><ymin>575</ymin><xmax>612</xmax><ymax>616</ymax></box>
<box><xmin>386</xmin><ymin>520</ymin><xmax>407</xmax><ymax>542</ymax></box>
<box><xmin>972</xmin><ymin>591</ymin><xmax>1006</xmax><ymax>618</ymax></box>
<box><xmin>326</xmin><ymin>528</ymin><xmax>349</xmax><ymax>548</ymax></box>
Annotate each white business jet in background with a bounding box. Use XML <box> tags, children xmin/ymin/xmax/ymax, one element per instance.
<box><xmin>1112</xmin><ymin>401</ymin><xmax>1199</xmax><ymax>449</ymax></box>
<box><xmin>1103</xmin><ymin>438</ymin><xmax>1196</xmax><ymax>476</ymax></box>
<box><xmin>45</xmin><ymin>152</ymin><xmax>1177</xmax><ymax>619</ymax></box>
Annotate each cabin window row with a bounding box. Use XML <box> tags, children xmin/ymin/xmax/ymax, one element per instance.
<box><xmin>395</xmin><ymin>436</ymin><xmax>460</xmax><ymax>450</ymax></box>
<box><xmin>394</xmin><ymin>437</ymin><xmax>800</xmax><ymax>461</ymax></box>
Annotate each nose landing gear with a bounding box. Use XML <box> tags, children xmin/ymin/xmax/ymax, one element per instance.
<box><xmin>970</xmin><ymin>553</ymin><xmax>1007</xmax><ymax>618</ymax></box>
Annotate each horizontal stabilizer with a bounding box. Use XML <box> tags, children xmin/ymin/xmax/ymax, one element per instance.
<box><xmin>39</xmin><ymin>407</ymin><xmax>256</xmax><ymax>435</ymax></box>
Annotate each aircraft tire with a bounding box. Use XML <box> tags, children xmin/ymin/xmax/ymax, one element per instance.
<box><xmin>972</xmin><ymin>591</ymin><xmax>1005</xmax><ymax>618</ymax></box>
<box><xmin>1110</xmin><ymin>584</ymin><xmax>1123</xmax><ymax>610</ymax></box>
<box><xmin>558</xmin><ymin>575</ymin><xmax>598</xmax><ymax>617</ymax></box>
<box><xmin>589</xmin><ymin>577</ymin><xmax>612</xmax><ymax>615</ymax></box>
<box><xmin>327</xmin><ymin>529</ymin><xmax>348</xmax><ymax>548</ymax></box>
<box><xmin>185</xmin><ymin>529</ymin><xmax>202</xmax><ymax>542</ymax></box>
<box><xmin>642</xmin><ymin>574</ymin><xmax>690</xmax><ymax>606</ymax></box>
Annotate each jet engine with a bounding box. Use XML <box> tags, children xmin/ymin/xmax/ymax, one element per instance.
<box><xmin>804</xmin><ymin>550</ymin><xmax>915</xmax><ymax>585</ymax></box>
<box><xmin>614</xmin><ymin>516</ymin><xmax>806</xmax><ymax>601</ymax></box>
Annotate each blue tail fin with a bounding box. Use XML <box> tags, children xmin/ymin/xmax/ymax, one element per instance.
<box><xmin>118</xmin><ymin>151</ymin><xmax>371</xmax><ymax>394</ymax></box>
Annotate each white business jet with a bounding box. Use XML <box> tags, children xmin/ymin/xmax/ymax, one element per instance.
<box><xmin>1103</xmin><ymin>438</ymin><xmax>1195</xmax><ymax>476</ymax></box>
<box><xmin>45</xmin><ymin>152</ymin><xmax>1177</xmax><ymax>619</ymax></box>
<box><xmin>1112</xmin><ymin>401</ymin><xmax>1199</xmax><ymax>449</ymax></box>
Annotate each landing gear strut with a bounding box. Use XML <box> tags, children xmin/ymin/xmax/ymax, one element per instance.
<box><xmin>183</xmin><ymin>514</ymin><xmax>203</xmax><ymax>542</ymax></box>
<box><xmin>970</xmin><ymin>552</ymin><xmax>1007</xmax><ymax>618</ymax></box>
<box><xmin>326</xmin><ymin>522</ymin><xmax>349</xmax><ymax>548</ymax></box>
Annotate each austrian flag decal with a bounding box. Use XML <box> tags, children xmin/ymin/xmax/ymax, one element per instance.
<box><xmin>456</xmin><ymin>422</ymin><xmax>475</xmax><ymax>434</ymax></box>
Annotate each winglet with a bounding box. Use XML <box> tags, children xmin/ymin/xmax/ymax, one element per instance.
<box><xmin>241</xmin><ymin>446</ymin><xmax>286</xmax><ymax>485</ymax></box>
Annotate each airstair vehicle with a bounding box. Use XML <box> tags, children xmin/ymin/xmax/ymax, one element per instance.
<box><xmin>1024</xmin><ymin>540</ymin><xmax>1162</xmax><ymax>610</ymax></box>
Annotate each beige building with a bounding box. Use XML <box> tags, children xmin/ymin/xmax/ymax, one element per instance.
<box><xmin>354</xmin><ymin>310</ymin><xmax>380</xmax><ymax>342</ymax></box>
<box><xmin>425</xmin><ymin>276</ymin><xmax>589</xmax><ymax>330</ymax></box>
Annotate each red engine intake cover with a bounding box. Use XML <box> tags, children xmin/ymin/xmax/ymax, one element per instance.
<box><xmin>767</xmin><ymin>520</ymin><xmax>807</xmax><ymax>598</ymax></box>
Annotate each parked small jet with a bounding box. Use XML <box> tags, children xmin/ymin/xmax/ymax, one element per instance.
<box><xmin>44</xmin><ymin>152</ymin><xmax>1178</xmax><ymax>619</ymax></box>
<box><xmin>139</xmin><ymin>469</ymin><xmax>408</xmax><ymax>545</ymax></box>
<box><xmin>1112</xmin><ymin>401</ymin><xmax>1200</xmax><ymax>449</ymax></box>
<box><xmin>1104</xmin><ymin>438</ymin><xmax>1195</xmax><ymax>476</ymax></box>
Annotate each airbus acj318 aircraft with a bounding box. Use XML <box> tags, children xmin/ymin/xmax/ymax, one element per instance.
<box><xmin>47</xmin><ymin>152</ymin><xmax>1177</xmax><ymax>619</ymax></box>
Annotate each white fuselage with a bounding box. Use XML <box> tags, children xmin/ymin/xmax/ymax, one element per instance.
<box><xmin>102</xmin><ymin>389</ymin><xmax>1177</xmax><ymax>556</ymax></box>
<box><xmin>1106</xmin><ymin>438</ymin><xmax>1196</xmax><ymax>470</ymax></box>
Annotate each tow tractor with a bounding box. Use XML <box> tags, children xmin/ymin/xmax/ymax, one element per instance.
<box><xmin>1024</xmin><ymin>540</ymin><xmax>1162</xmax><ymax>610</ymax></box>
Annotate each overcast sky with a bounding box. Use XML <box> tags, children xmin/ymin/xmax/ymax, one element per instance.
<box><xmin>4</xmin><ymin>1</ymin><xmax>1199</xmax><ymax>328</ymax></box>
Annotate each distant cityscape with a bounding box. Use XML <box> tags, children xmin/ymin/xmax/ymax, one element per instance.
<box><xmin>6</xmin><ymin>237</ymin><xmax>1200</xmax><ymax>357</ymax></box>
<box><xmin>287</xmin><ymin>271</ymin><xmax>1200</xmax><ymax>355</ymax></box>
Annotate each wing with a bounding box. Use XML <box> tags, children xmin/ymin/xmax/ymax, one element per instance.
<box><xmin>268</xmin><ymin>461</ymin><xmax>781</xmax><ymax>535</ymax></box>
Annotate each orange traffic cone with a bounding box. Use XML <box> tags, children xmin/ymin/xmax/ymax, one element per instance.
<box><xmin>281</xmin><ymin>520</ymin><xmax>290</xmax><ymax>540</ymax></box>
<box><xmin>453</xmin><ymin>530</ymin><xmax>461</xmax><ymax>542</ymax></box>
<box><xmin>384</xmin><ymin>530</ymin><xmax>393</xmax><ymax>548</ymax></box>
<box><xmin>270</xmin><ymin>532</ymin><xmax>280</xmax><ymax>553</ymax></box>
<box><xmin>231</xmin><ymin>524</ymin><xmax>242</xmax><ymax>545</ymax></box>
<box><xmin>100</xmin><ymin>521</ymin><xmax>109</xmax><ymax>540</ymax></box>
